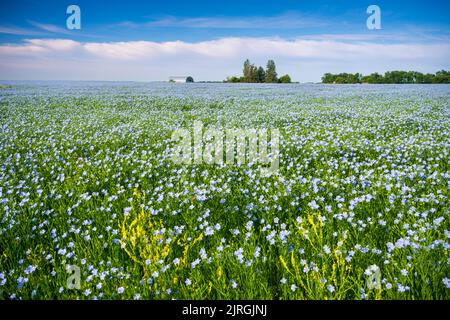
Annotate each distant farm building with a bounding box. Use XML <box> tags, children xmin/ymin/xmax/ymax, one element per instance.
<box><xmin>169</xmin><ymin>76</ymin><xmax>194</xmax><ymax>83</ymax></box>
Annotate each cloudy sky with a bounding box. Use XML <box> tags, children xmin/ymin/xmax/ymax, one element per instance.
<box><xmin>0</xmin><ymin>0</ymin><xmax>449</xmax><ymax>82</ymax></box>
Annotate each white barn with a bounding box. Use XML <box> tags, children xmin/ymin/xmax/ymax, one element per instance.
<box><xmin>169</xmin><ymin>76</ymin><xmax>194</xmax><ymax>83</ymax></box>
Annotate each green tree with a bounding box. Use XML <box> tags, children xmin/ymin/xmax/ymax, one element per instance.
<box><xmin>322</xmin><ymin>73</ymin><xmax>336</xmax><ymax>83</ymax></box>
<box><xmin>265</xmin><ymin>60</ymin><xmax>278</xmax><ymax>83</ymax></box>
<box><xmin>224</xmin><ymin>76</ymin><xmax>242</xmax><ymax>83</ymax></box>
<box><xmin>413</xmin><ymin>72</ymin><xmax>428</xmax><ymax>83</ymax></box>
<box><xmin>257</xmin><ymin>66</ymin><xmax>266</xmax><ymax>83</ymax></box>
<box><xmin>433</xmin><ymin>70</ymin><xmax>450</xmax><ymax>83</ymax></box>
<box><xmin>278</xmin><ymin>74</ymin><xmax>291</xmax><ymax>83</ymax></box>
<box><xmin>362</xmin><ymin>72</ymin><xmax>384</xmax><ymax>83</ymax></box>
<box><xmin>322</xmin><ymin>70</ymin><xmax>450</xmax><ymax>84</ymax></box>
<box><xmin>423</xmin><ymin>73</ymin><xmax>435</xmax><ymax>83</ymax></box>
<box><xmin>249</xmin><ymin>65</ymin><xmax>259</xmax><ymax>83</ymax></box>
<box><xmin>384</xmin><ymin>71</ymin><xmax>409</xmax><ymax>83</ymax></box>
<box><xmin>243</xmin><ymin>59</ymin><xmax>259</xmax><ymax>83</ymax></box>
<box><xmin>353</xmin><ymin>73</ymin><xmax>363</xmax><ymax>83</ymax></box>
<box><xmin>243</xmin><ymin>59</ymin><xmax>252</xmax><ymax>82</ymax></box>
<box><xmin>334</xmin><ymin>76</ymin><xmax>346</xmax><ymax>84</ymax></box>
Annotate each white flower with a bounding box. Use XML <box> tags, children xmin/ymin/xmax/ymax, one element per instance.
<box><xmin>308</xmin><ymin>200</ymin><xmax>319</xmax><ymax>210</ymax></box>
<box><xmin>191</xmin><ymin>259</ymin><xmax>200</xmax><ymax>269</ymax></box>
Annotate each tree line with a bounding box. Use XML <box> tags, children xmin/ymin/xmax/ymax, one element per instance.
<box><xmin>224</xmin><ymin>59</ymin><xmax>292</xmax><ymax>83</ymax></box>
<box><xmin>322</xmin><ymin>70</ymin><xmax>450</xmax><ymax>84</ymax></box>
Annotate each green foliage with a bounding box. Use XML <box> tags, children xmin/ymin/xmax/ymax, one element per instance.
<box><xmin>323</xmin><ymin>70</ymin><xmax>450</xmax><ymax>84</ymax></box>
<box><xmin>321</xmin><ymin>73</ymin><xmax>335</xmax><ymax>84</ymax></box>
<box><xmin>278</xmin><ymin>74</ymin><xmax>291</xmax><ymax>83</ymax></box>
<box><xmin>257</xmin><ymin>66</ymin><xmax>266</xmax><ymax>83</ymax></box>
<box><xmin>225</xmin><ymin>59</ymin><xmax>290</xmax><ymax>83</ymax></box>
<box><xmin>434</xmin><ymin>70</ymin><xmax>450</xmax><ymax>83</ymax></box>
<box><xmin>224</xmin><ymin>76</ymin><xmax>243</xmax><ymax>83</ymax></box>
<box><xmin>361</xmin><ymin>73</ymin><xmax>384</xmax><ymax>84</ymax></box>
<box><xmin>243</xmin><ymin>59</ymin><xmax>252</xmax><ymax>82</ymax></box>
<box><xmin>322</xmin><ymin>73</ymin><xmax>362</xmax><ymax>84</ymax></box>
<box><xmin>265</xmin><ymin>60</ymin><xmax>278</xmax><ymax>83</ymax></box>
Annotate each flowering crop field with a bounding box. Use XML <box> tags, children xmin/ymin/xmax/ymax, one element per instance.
<box><xmin>0</xmin><ymin>82</ymin><xmax>449</xmax><ymax>300</ymax></box>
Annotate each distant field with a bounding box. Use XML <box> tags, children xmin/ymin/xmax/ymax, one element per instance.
<box><xmin>0</xmin><ymin>82</ymin><xmax>449</xmax><ymax>299</ymax></box>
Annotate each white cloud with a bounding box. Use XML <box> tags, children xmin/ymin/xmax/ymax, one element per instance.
<box><xmin>26</xmin><ymin>39</ymin><xmax>81</xmax><ymax>50</ymax></box>
<box><xmin>0</xmin><ymin>26</ymin><xmax>45</xmax><ymax>36</ymax></box>
<box><xmin>0</xmin><ymin>37</ymin><xmax>449</xmax><ymax>82</ymax></box>
<box><xmin>297</xmin><ymin>31</ymin><xmax>450</xmax><ymax>43</ymax></box>
<box><xmin>0</xmin><ymin>21</ymin><xmax>106</xmax><ymax>39</ymax></box>
<box><xmin>27</xmin><ymin>21</ymin><xmax>74</xmax><ymax>35</ymax></box>
<box><xmin>0</xmin><ymin>21</ymin><xmax>77</xmax><ymax>37</ymax></box>
<box><xmin>0</xmin><ymin>39</ymin><xmax>81</xmax><ymax>57</ymax></box>
<box><xmin>140</xmin><ymin>13</ymin><xmax>326</xmax><ymax>29</ymax></box>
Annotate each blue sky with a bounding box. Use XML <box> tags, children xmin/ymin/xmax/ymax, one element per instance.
<box><xmin>0</xmin><ymin>0</ymin><xmax>449</xmax><ymax>81</ymax></box>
